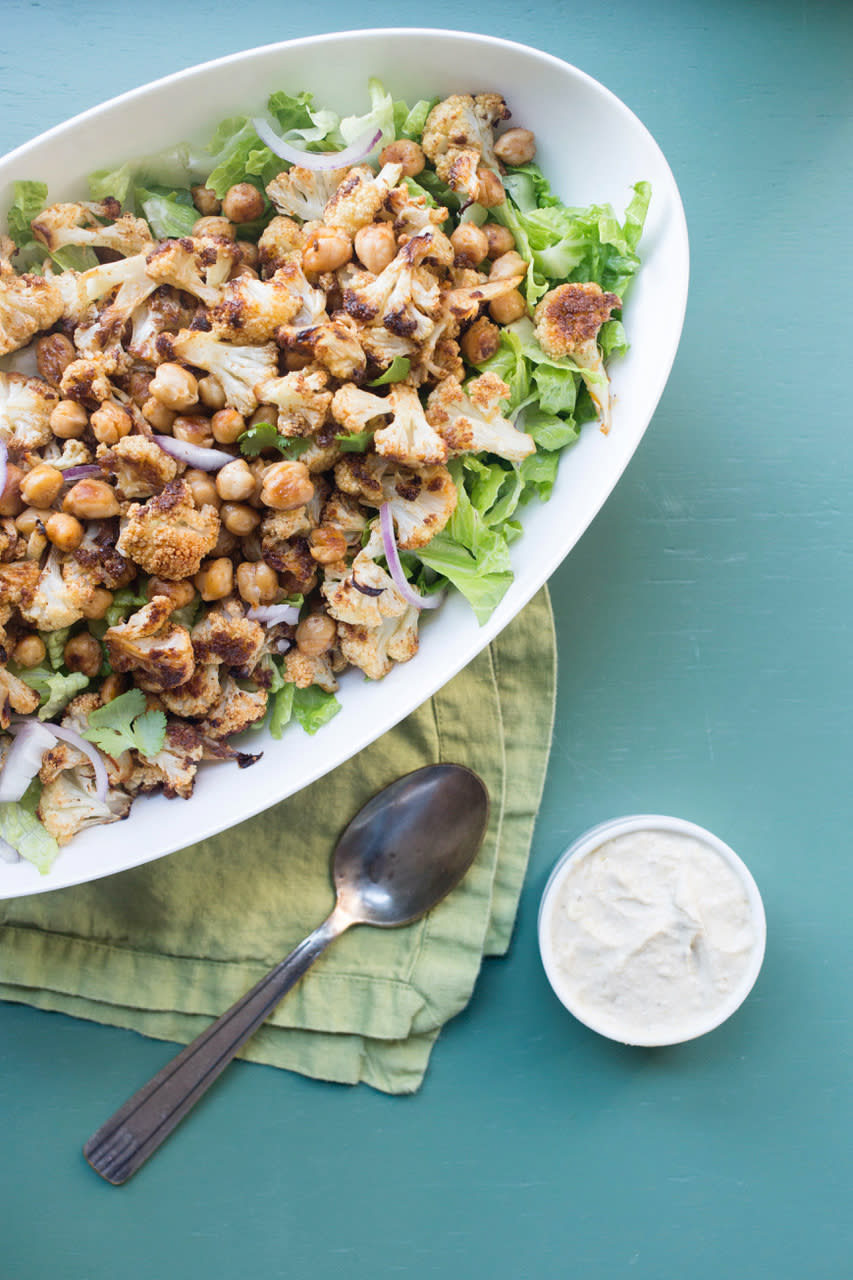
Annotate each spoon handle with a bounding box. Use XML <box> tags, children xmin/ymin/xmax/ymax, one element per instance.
<box><xmin>83</xmin><ymin>909</ymin><xmax>349</xmax><ymax>1185</ymax></box>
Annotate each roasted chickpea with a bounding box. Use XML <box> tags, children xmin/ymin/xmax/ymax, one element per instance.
<box><xmin>379</xmin><ymin>138</ymin><xmax>426</xmax><ymax>177</ymax></box>
<box><xmin>461</xmin><ymin>316</ymin><xmax>501</xmax><ymax>366</ymax></box>
<box><xmin>235</xmin><ymin>240</ymin><xmax>260</xmax><ymax>270</ymax></box>
<box><xmin>494</xmin><ymin>127</ymin><xmax>537</xmax><ymax>167</ymax></box>
<box><xmin>482</xmin><ymin>222</ymin><xmax>516</xmax><ymax>259</ymax></box>
<box><xmin>147</xmin><ymin>577</ymin><xmax>196</xmax><ymax>611</ymax></box>
<box><xmin>197</xmin><ymin>375</ymin><xmax>227</xmax><ymax>411</ymax></box>
<box><xmin>222</xmin><ymin>183</ymin><xmax>265</xmax><ymax>224</ymax></box>
<box><xmin>248</xmin><ymin>405</ymin><xmax>278</xmax><ymax>431</ymax></box>
<box><xmin>62</xmin><ymin>478</ymin><xmax>120</xmax><ymax>519</ymax></box>
<box><xmin>211</xmin><ymin>407</ymin><xmax>246</xmax><ymax>444</ymax></box>
<box><xmin>90</xmin><ymin>402</ymin><xmax>132</xmax><ymax>446</ymax></box>
<box><xmin>12</xmin><ymin>633</ymin><xmax>46</xmax><ymax>668</ymax></box>
<box><xmin>302</xmin><ymin>226</ymin><xmax>353</xmax><ymax>274</ymax></box>
<box><xmin>64</xmin><ymin>632</ymin><xmax>103</xmax><ymax>678</ymax></box>
<box><xmin>260</xmin><ymin>460</ymin><xmax>314</xmax><ymax>511</ymax></box>
<box><xmin>283</xmin><ymin>351</ymin><xmax>312</xmax><ymax>372</ymax></box>
<box><xmin>489</xmin><ymin>289</ymin><xmax>527</xmax><ymax>325</ymax></box>
<box><xmin>79</xmin><ymin>587</ymin><xmax>115</xmax><ymax>621</ymax></box>
<box><xmin>15</xmin><ymin>506</ymin><xmax>51</xmax><ymax>536</ymax></box>
<box><xmin>0</xmin><ymin>464</ymin><xmax>25</xmax><ymax>517</ymax></box>
<box><xmin>35</xmin><ymin>332</ymin><xmax>76</xmax><ymax>386</ymax></box>
<box><xmin>149</xmin><ymin>363</ymin><xmax>199</xmax><ymax>411</ymax></box>
<box><xmin>220</xmin><ymin>502</ymin><xmax>261</xmax><ymax>536</ymax></box>
<box><xmin>125</xmin><ymin>367</ymin><xmax>154</xmax><ymax>407</ymax></box>
<box><xmin>191</xmin><ymin>185</ymin><xmax>221</xmax><ymax>216</ymax></box>
<box><xmin>229</xmin><ymin>262</ymin><xmax>259</xmax><ymax>281</ymax></box>
<box><xmin>20</xmin><ymin>464</ymin><xmax>64</xmax><ymax>509</ymax></box>
<box><xmin>194</xmin><ymin>556</ymin><xmax>234</xmax><ymax>601</ymax></box>
<box><xmin>246</xmin><ymin>459</ymin><xmax>267</xmax><ymax>508</ymax></box>
<box><xmin>216</xmin><ymin>459</ymin><xmax>256</xmax><ymax>502</ymax></box>
<box><xmin>211</xmin><ymin>525</ymin><xmax>238</xmax><ymax>558</ymax></box>
<box><xmin>236</xmin><ymin>560</ymin><xmax>279</xmax><ymax>606</ymax></box>
<box><xmin>354</xmin><ymin>222</ymin><xmax>397</xmax><ymax>275</ymax></box>
<box><xmin>192</xmin><ymin>215</ymin><xmax>236</xmax><ymax>240</ymax></box>
<box><xmin>295</xmin><ymin>612</ymin><xmax>337</xmax><ymax>657</ymax></box>
<box><xmin>489</xmin><ymin>250</ymin><xmax>527</xmax><ymax>281</ymax></box>
<box><xmin>476</xmin><ymin>168</ymin><xmax>506</xmax><ymax>208</ymax></box>
<box><xmin>49</xmin><ymin>399</ymin><xmax>89</xmax><ymax>439</ymax></box>
<box><xmin>183</xmin><ymin>468</ymin><xmax>220</xmax><ymax>510</ymax></box>
<box><xmin>100</xmin><ymin>673</ymin><xmax>126</xmax><ymax>703</ymax></box>
<box><xmin>141</xmin><ymin>396</ymin><xmax>176</xmax><ymax>432</ymax></box>
<box><xmin>172</xmin><ymin>415</ymin><xmax>214</xmax><ymax>449</ymax></box>
<box><xmin>44</xmin><ymin>511</ymin><xmax>84</xmax><ymax>552</ymax></box>
<box><xmin>309</xmin><ymin>526</ymin><xmax>347</xmax><ymax>565</ymax></box>
<box><xmin>450</xmin><ymin>222</ymin><xmax>489</xmax><ymax>268</ymax></box>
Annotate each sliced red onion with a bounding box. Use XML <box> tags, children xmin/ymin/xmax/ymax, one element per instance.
<box><xmin>0</xmin><ymin>438</ymin><xmax>7</xmax><ymax>497</ymax></box>
<box><xmin>379</xmin><ymin>503</ymin><xmax>445</xmax><ymax>611</ymax></box>
<box><xmin>61</xmin><ymin>464</ymin><xmax>102</xmax><ymax>481</ymax></box>
<box><xmin>0</xmin><ymin>722</ymin><xmax>58</xmax><ymax>803</ymax></box>
<box><xmin>247</xmin><ymin>603</ymin><xmax>301</xmax><ymax>627</ymax></box>
<box><xmin>44</xmin><ymin>724</ymin><xmax>109</xmax><ymax>803</ymax></box>
<box><xmin>252</xmin><ymin>118</ymin><xmax>383</xmax><ymax>172</ymax></box>
<box><xmin>153</xmin><ymin>434</ymin><xmax>235</xmax><ymax>471</ymax></box>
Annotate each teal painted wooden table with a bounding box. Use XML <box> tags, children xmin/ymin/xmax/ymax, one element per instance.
<box><xmin>2</xmin><ymin>3</ymin><xmax>851</xmax><ymax>1276</ymax></box>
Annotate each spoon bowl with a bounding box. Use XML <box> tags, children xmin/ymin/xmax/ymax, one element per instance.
<box><xmin>84</xmin><ymin>764</ymin><xmax>489</xmax><ymax>1184</ymax></box>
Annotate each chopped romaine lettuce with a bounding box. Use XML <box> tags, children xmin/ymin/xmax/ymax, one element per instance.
<box><xmin>267</xmin><ymin>682</ymin><xmax>341</xmax><ymax>739</ymax></box>
<box><xmin>17</xmin><ymin>667</ymin><xmax>89</xmax><ymax>721</ymax></box>
<box><xmin>0</xmin><ymin>781</ymin><xmax>59</xmax><ymax>874</ymax></box>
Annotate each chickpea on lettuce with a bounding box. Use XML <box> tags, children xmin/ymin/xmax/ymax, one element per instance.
<box><xmin>0</xmin><ymin>83</ymin><xmax>649</xmax><ymax>871</ymax></box>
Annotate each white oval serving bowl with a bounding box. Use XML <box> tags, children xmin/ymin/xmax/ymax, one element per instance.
<box><xmin>538</xmin><ymin>815</ymin><xmax>767</xmax><ymax>1046</ymax></box>
<box><xmin>0</xmin><ymin>29</ymin><xmax>689</xmax><ymax>896</ymax></box>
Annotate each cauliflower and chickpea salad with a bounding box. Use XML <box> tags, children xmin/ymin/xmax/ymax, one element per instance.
<box><xmin>0</xmin><ymin>80</ymin><xmax>649</xmax><ymax>872</ymax></box>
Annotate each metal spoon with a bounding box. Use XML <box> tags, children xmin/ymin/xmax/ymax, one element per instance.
<box><xmin>83</xmin><ymin>763</ymin><xmax>489</xmax><ymax>1185</ymax></box>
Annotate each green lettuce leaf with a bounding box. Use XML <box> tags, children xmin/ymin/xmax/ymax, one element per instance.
<box><xmin>17</xmin><ymin>667</ymin><xmax>89</xmax><ymax>721</ymax></box>
<box><xmin>336</xmin><ymin>429</ymin><xmax>374</xmax><ymax>453</ymax></box>
<box><xmin>369</xmin><ymin>356</ymin><xmax>410</xmax><ymax>385</ymax></box>
<box><xmin>337</xmin><ymin>77</ymin><xmax>396</xmax><ymax>151</ymax></box>
<box><xmin>40</xmin><ymin>626</ymin><xmax>70</xmax><ymax>671</ymax></box>
<box><xmin>5</xmin><ymin>180</ymin><xmax>47</xmax><ymax>249</ymax></box>
<box><xmin>292</xmin><ymin>685</ymin><xmax>341</xmax><ymax>735</ymax></box>
<box><xmin>136</xmin><ymin>185</ymin><xmax>198</xmax><ymax>238</ymax></box>
<box><xmin>81</xmin><ymin>688</ymin><xmax>167</xmax><ymax>760</ymax></box>
<box><xmin>268</xmin><ymin>682</ymin><xmax>295</xmax><ymax>739</ymax></box>
<box><xmin>0</xmin><ymin>785</ymin><xmax>59</xmax><ymax>875</ymax></box>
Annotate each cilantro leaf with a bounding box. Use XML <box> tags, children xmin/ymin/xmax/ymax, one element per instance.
<box><xmin>336</xmin><ymin>429</ymin><xmax>374</xmax><ymax>453</ymax></box>
<box><xmin>81</xmin><ymin>689</ymin><xmax>167</xmax><ymax>760</ymax></box>
<box><xmin>238</xmin><ymin>422</ymin><xmax>312</xmax><ymax>459</ymax></box>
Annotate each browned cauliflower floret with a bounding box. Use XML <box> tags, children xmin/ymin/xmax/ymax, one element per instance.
<box><xmin>105</xmin><ymin>595</ymin><xmax>195</xmax><ymax>692</ymax></box>
<box><xmin>279</xmin><ymin>313</ymin><xmax>366</xmax><ymax>383</ymax></box>
<box><xmin>257</xmin><ymin>216</ymin><xmax>305</xmax><ymax>276</ymax></box>
<box><xmin>72</xmin><ymin>520</ymin><xmax>135</xmax><ymax>590</ymax></box>
<box><xmin>31</xmin><ymin>199</ymin><xmax>154</xmax><ymax>258</ymax></box>
<box><xmin>144</xmin><ymin>235</ymin><xmax>240</xmax><ymax>306</ymax></box>
<box><xmin>372</xmin><ymin>383</ymin><xmax>448</xmax><ymax>466</ymax></box>
<box><xmin>445</xmin><ymin>270</ymin><xmax>526</xmax><ymax>324</ymax></box>
<box><xmin>334</xmin><ymin>453</ymin><xmax>457</xmax><ymax>550</ymax></box>
<box><xmin>0</xmin><ymin>560</ymin><xmax>40</xmax><ymax>611</ymax></box>
<box><xmin>190</xmin><ymin>598</ymin><xmax>265</xmax><ymax>669</ymax></box>
<box><xmin>426</xmin><ymin>372</ymin><xmax>535</xmax><ymax>463</ymax></box>
<box><xmin>97</xmin><ymin>435</ymin><xmax>179</xmax><ymax>499</ymax></box>
<box><xmin>127</xmin><ymin>286</ymin><xmax>196</xmax><ymax>364</ymax></box>
<box><xmin>256</xmin><ymin>367</ymin><xmax>332</xmax><ymax>436</ymax></box>
<box><xmin>116</xmin><ymin>479</ymin><xmax>219</xmax><ymax>580</ymax></box>
<box><xmin>121</xmin><ymin>722</ymin><xmax>205</xmax><ymax>799</ymax></box>
<box><xmin>19</xmin><ymin>547</ymin><xmax>96</xmax><ymax>631</ymax></box>
<box><xmin>0</xmin><ymin>665</ymin><xmax>41</xmax><ymax>729</ymax></box>
<box><xmin>336</xmin><ymin>604</ymin><xmax>420</xmax><ymax>681</ymax></box>
<box><xmin>533</xmin><ymin>282</ymin><xmax>622</xmax><ymax>431</ymax></box>
<box><xmin>158</xmin><ymin>664</ymin><xmax>222</xmax><ymax>719</ymax></box>
<box><xmin>0</xmin><ymin>269</ymin><xmax>64</xmax><ymax>356</ymax></box>
<box><xmin>37</xmin><ymin>768</ymin><xmax>131</xmax><ymax>845</ymax></box>
<box><xmin>206</xmin><ymin>267</ymin><xmax>303</xmax><ymax>342</ymax></box>
<box><xmin>322</xmin><ymin>162</ymin><xmax>402</xmax><ymax>236</ymax></box>
<box><xmin>59</xmin><ymin>356</ymin><xmax>115</xmax><ymax>409</ymax></box>
<box><xmin>422</xmin><ymin>93</ymin><xmax>510</xmax><ymax>201</ymax></box>
<box><xmin>385</xmin><ymin>185</ymin><xmax>449</xmax><ymax>238</ymax></box>
<box><xmin>266</xmin><ymin>166</ymin><xmax>349</xmax><ymax>223</ymax></box>
<box><xmin>159</xmin><ymin>329</ymin><xmax>278</xmax><ymax>416</ymax></box>
<box><xmin>282</xmin><ymin>647</ymin><xmax>338</xmax><ymax>693</ymax></box>
<box><xmin>269</xmin><ymin>256</ymin><xmax>327</xmax><ymax>326</ymax></box>
<box><xmin>330</xmin><ymin>383</ymin><xmax>391</xmax><ymax>433</ymax></box>
<box><xmin>196</xmin><ymin>674</ymin><xmax>268</xmax><ymax>740</ymax></box>
<box><xmin>321</xmin><ymin>527</ymin><xmax>410</xmax><ymax>629</ymax></box>
<box><xmin>0</xmin><ymin>371</ymin><xmax>58</xmax><ymax>448</ymax></box>
<box><xmin>343</xmin><ymin>230</ymin><xmax>447</xmax><ymax>341</ymax></box>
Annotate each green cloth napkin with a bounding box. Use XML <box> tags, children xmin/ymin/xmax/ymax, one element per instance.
<box><xmin>0</xmin><ymin>588</ymin><xmax>555</xmax><ymax>1094</ymax></box>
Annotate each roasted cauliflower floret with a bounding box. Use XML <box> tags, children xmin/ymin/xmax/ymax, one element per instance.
<box><xmin>144</xmin><ymin>235</ymin><xmax>240</xmax><ymax>307</ymax></box>
<box><xmin>0</xmin><ymin>269</ymin><xmax>64</xmax><ymax>356</ymax></box>
<box><xmin>59</xmin><ymin>355</ymin><xmax>116</xmax><ymax>409</ymax></box>
<box><xmin>533</xmin><ymin>281</ymin><xmax>622</xmax><ymax>431</ymax></box>
<box><xmin>330</xmin><ymin>383</ymin><xmax>390</xmax><ymax>434</ymax></box>
<box><xmin>0</xmin><ymin>371</ymin><xmax>58</xmax><ymax>448</ymax></box>
<box><xmin>322</xmin><ymin>162</ymin><xmax>403</xmax><ymax>236</ymax></box>
<box><xmin>265</xmin><ymin>166</ymin><xmax>349</xmax><ymax>224</ymax></box>
<box><xmin>280</xmin><ymin>313</ymin><xmax>366</xmax><ymax>383</ymax></box>
<box><xmin>373</xmin><ymin>383</ymin><xmax>448</xmax><ymax>466</ymax></box>
<box><xmin>116</xmin><ymin>479</ymin><xmax>220</xmax><ymax>580</ymax></box>
<box><xmin>123</xmin><ymin>721</ymin><xmax>205</xmax><ymax>799</ymax></box>
<box><xmin>321</xmin><ymin>527</ymin><xmax>410</xmax><ymax>628</ymax></box>
<box><xmin>127</xmin><ymin>286</ymin><xmax>196</xmax><ymax>364</ymax></box>
<box><xmin>271</xmin><ymin>256</ymin><xmax>328</xmax><ymax>326</ymax></box>
<box><xmin>385</xmin><ymin>184</ymin><xmax>449</xmax><ymax>238</ymax></box>
<box><xmin>37</xmin><ymin>766</ymin><xmax>131</xmax><ymax>845</ymax></box>
<box><xmin>72</xmin><ymin>252</ymin><xmax>160</xmax><ymax>364</ymax></box>
<box><xmin>206</xmin><ymin>267</ymin><xmax>303</xmax><ymax>342</ymax></box>
<box><xmin>158</xmin><ymin>664</ymin><xmax>222</xmax><ymax>719</ymax></box>
<box><xmin>105</xmin><ymin>595</ymin><xmax>195</xmax><ymax>692</ymax></box>
<box><xmin>19</xmin><ymin>547</ymin><xmax>96</xmax><ymax>631</ymax></box>
<box><xmin>160</xmin><ymin>329</ymin><xmax>278</xmax><ymax>416</ymax></box>
<box><xmin>282</xmin><ymin>646</ymin><xmax>338</xmax><ymax>693</ymax></box>
<box><xmin>422</xmin><ymin>93</ymin><xmax>510</xmax><ymax>200</ymax></box>
<box><xmin>97</xmin><ymin>435</ymin><xmax>179</xmax><ymax>499</ymax></box>
<box><xmin>343</xmin><ymin>230</ymin><xmax>446</xmax><ymax>341</ymax></box>
<box><xmin>0</xmin><ymin>665</ymin><xmax>41</xmax><ymax>730</ymax></box>
<box><xmin>196</xmin><ymin>674</ymin><xmax>268</xmax><ymax>740</ymax></box>
<box><xmin>426</xmin><ymin>372</ymin><xmax>535</xmax><ymax>463</ymax></box>
<box><xmin>0</xmin><ymin>560</ymin><xmax>40</xmax><ymax>612</ymax></box>
<box><xmin>31</xmin><ymin>199</ymin><xmax>154</xmax><ymax>258</ymax></box>
<box><xmin>257</xmin><ymin>216</ymin><xmax>305</xmax><ymax>276</ymax></box>
<box><xmin>445</xmin><ymin>271</ymin><xmax>526</xmax><ymax>323</ymax></box>
<box><xmin>191</xmin><ymin>598</ymin><xmax>265</xmax><ymax>669</ymax></box>
<box><xmin>256</xmin><ymin>367</ymin><xmax>332</xmax><ymax>436</ymax></box>
<box><xmin>72</xmin><ymin>520</ymin><xmax>135</xmax><ymax>590</ymax></box>
<box><xmin>337</xmin><ymin>604</ymin><xmax>420</xmax><ymax>681</ymax></box>
<box><xmin>334</xmin><ymin>454</ymin><xmax>457</xmax><ymax>550</ymax></box>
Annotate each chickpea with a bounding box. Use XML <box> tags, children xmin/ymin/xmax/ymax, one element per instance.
<box><xmin>236</xmin><ymin>560</ymin><xmax>279</xmax><ymax>606</ymax></box>
<box><xmin>19</xmin><ymin>464</ymin><xmax>64</xmax><ymax>509</ymax></box>
<box><xmin>309</xmin><ymin>526</ymin><xmax>347</xmax><ymax>565</ymax></box>
<box><xmin>63</xmin><ymin>478</ymin><xmax>120</xmax><ymax>519</ymax></box>
<box><xmin>148</xmin><ymin>576</ymin><xmax>196</xmax><ymax>611</ymax></box>
<box><xmin>149</xmin><ymin>363</ymin><xmax>199</xmax><ymax>411</ymax></box>
<box><xmin>44</xmin><ymin>511</ymin><xmax>84</xmax><ymax>552</ymax></box>
<box><xmin>191</xmin><ymin>185</ymin><xmax>221</xmax><ymax>216</ymax></box>
<box><xmin>283</xmin><ymin>351</ymin><xmax>312</xmax><ymax>372</ymax></box>
<box><xmin>461</xmin><ymin>316</ymin><xmax>501</xmax><ymax>366</ymax></box>
<box><xmin>246</xmin><ymin>458</ymin><xmax>267</xmax><ymax>508</ymax></box>
<box><xmin>35</xmin><ymin>333</ymin><xmax>76</xmax><ymax>386</ymax></box>
<box><xmin>197</xmin><ymin>375</ymin><xmax>227</xmax><ymax>411</ymax></box>
<box><xmin>173</xmin><ymin>415</ymin><xmax>214</xmax><ymax>449</ymax></box>
<box><xmin>15</xmin><ymin>507</ymin><xmax>50</xmax><ymax>536</ymax></box>
<box><xmin>0</xmin><ymin>465</ymin><xmax>25</xmax><ymax>517</ymax></box>
<box><xmin>260</xmin><ymin>460</ymin><xmax>314</xmax><ymax>511</ymax></box>
<box><xmin>489</xmin><ymin>289</ymin><xmax>527</xmax><ymax>325</ymax></box>
<box><xmin>476</xmin><ymin>168</ymin><xmax>506</xmax><ymax>208</ymax></box>
<box><xmin>483</xmin><ymin>222</ymin><xmax>516</xmax><ymax>259</ymax></box>
<box><xmin>125</xmin><ymin>367</ymin><xmax>154</xmax><ymax>407</ymax></box>
<box><xmin>248</xmin><ymin>405</ymin><xmax>278</xmax><ymax>431</ymax></box>
<box><xmin>354</xmin><ymin>222</ymin><xmax>397</xmax><ymax>275</ymax></box>
<box><xmin>295</xmin><ymin>612</ymin><xmax>337</xmax><ymax>657</ymax></box>
<box><xmin>183</xmin><ymin>468</ymin><xmax>220</xmax><ymax>510</ymax></box>
<box><xmin>302</xmin><ymin>226</ymin><xmax>353</xmax><ymax>274</ymax></box>
<box><xmin>450</xmin><ymin>222</ymin><xmax>489</xmax><ymax>268</ymax></box>
<box><xmin>222</xmin><ymin>182</ymin><xmax>265</xmax><ymax>224</ymax></box>
<box><xmin>79</xmin><ymin>587</ymin><xmax>114</xmax><ymax>621</ymax></box>
<box><xmin>235</xmin><ymin>240</ymin><xmax>260</xmax><ymax>270</ymax></box>
<box><xmin>142</xmin><ymin>396</ymin><xmax>176</xmax><ymax>432</ymax></box>
<box><xmin>12</xmin><ymin>633</ymin><xmax>46</xmax><ymax>668</ymax></box>
<box><xmin>211</xmin><ymin>525</ymin><xmax>238</xmax><ymax>558</ymax></box>
<box><xmin>100</xmin><ymin>673</ymin><xmax>126</xmax><ymax>703</ymax></box>
<box><xmin>49</xmin><ymin>399</ymin><xmax>89</xmax><ymax>439</ymax></box>
<box><xmin>229</xmin><ymin>262</ymin><xmax>259</xmax><ymax>281</ymax></box>
<box><xmin>379</xmin><ymin>138</ymin><xmax>426</xmax><ymax>177</ymax></box>
<box><xmin>489</xmin><ymin>250</ymin><xmax>527</xmax><ymax>282</ymax></box>
<box><xmin>494</xmin><ymin>127</ymin><xmax>537</xmax><ymax>167</ymax></box>
<box><xmin>211</xmin><ymin>407</ymin><xmax>246</xmax><ymax>444</ymax></box>
<box><xmin>192</xmin><ymin>214</ymin><xmax>236</xmax><ymax>240</ymax></box>
<box><xmin>64</xmin><ymin>632</ymin><xmax>103</xmax><ymax>678</ymax></box>
<box><xmin>216</xmin><ymin>459</ymin><xmax>256</xmax><ymax>502</ymax></box>
<box><xmin>194</xmin><ymin>557</ymin><xmax>234</xmax><ymax>601</ymax></box>
<box><xmin>90</xmin><ymin>402</ymin><xmax>132</xmax><ymax>446</ymax></box>
<box><xmin>220</xmin><ymin>502</ymin><xmax>261</xmax><ymax>536</ymax></box>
